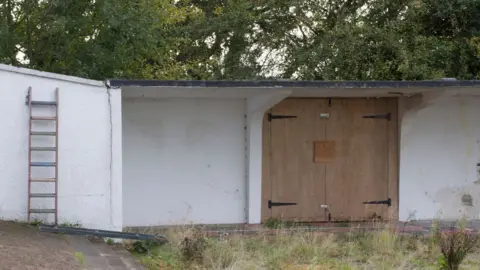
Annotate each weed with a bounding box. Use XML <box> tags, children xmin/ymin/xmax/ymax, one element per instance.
<box><xmin>263</xmin><ymin>217</ymin><xmax>299</xmax><ymax>229</ymax></box>
<box><xmin>74</xmin><ymin>252</ymin><xmax>85</xmax><ymax>266</ymax></box>
<box><xmin>264</xmin><ymin>217</ymin><xmax>284</xmax><ymax>229</ymax></box>
<box><xmin>106</xmin><ymin>238</ymin><xmax>114</xmax><ymax>245</ymax></box>
<box><xmin>59</xmin><ymin>221</ymin><xmax>81</xmax><ymax>228</ymax></box>
<box><xmin>435</xmin><ymin>223</ymin><xmax>479</xmax><ymax>270</ymax></box>
<box><xmin>29</xmin><ymin>219</ymin><xmax>41</xmax><ymax>227</ymax></box>
<box><xmin>180</xmin><ymin>226</ymin><xmax>207</xmax><ymax>263</ymax></box>
<box><xmin>129</xmin><ymin>240</ymin><xmax>160</xmax><ymax>254</ymax></box>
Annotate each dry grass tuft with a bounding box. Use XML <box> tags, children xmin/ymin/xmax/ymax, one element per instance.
<box><xmin>433</xmin><ymin>221</ymin><xmax>479</xmax><ymax>270</ymax></box>
<box><xmin>127</xmin><ymin>222</ymin><xmax>480</xmax><ymax>270</ymax></box>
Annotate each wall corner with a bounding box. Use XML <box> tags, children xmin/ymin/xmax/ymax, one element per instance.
<box><xmin>107</xmin><ymin>87</ymin><xmax>123</xmax><ymax>231</ymax></box>
<box><xmin>245</xmin><ymin>90</ymin><xmax>291</xmax><ymax>224</ymax></box>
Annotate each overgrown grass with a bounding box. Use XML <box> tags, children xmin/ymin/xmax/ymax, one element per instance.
<box><xmin>127</xmin><ymin>222</ymin><xmax>480</xmax><ymax>270</ymax></box>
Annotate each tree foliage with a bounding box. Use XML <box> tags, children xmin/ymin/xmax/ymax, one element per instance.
<box><xmin>0</xmin><ymin>0</ymin><xmax>479</xmax><ymax>80</ymax></box>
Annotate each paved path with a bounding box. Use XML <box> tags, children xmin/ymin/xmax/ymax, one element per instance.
<box><xmin>0</xmin><ymin>221</ymin><xmax>143</xmax><ymax>270</ymax></box>
<box><xmin>67</xmin><ymin>235</ymin><xmax>143</xmax><ymax>270</ymax></box>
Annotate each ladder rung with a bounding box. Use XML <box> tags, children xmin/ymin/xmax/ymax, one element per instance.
<box><xmin>31</xmin><ymin>147</ymin><xmax>56</xmax><ymax>151</ymax></box>
<box><xmin>31</xmin><ymin>101</ymin><xmax>57</xmax><ymax>106</ymax></box>
<box><xmin>30</xmin><ymin>178</ymin><xmax>56</xmax><ymax>182</ymax></box>
<box><xmin>31</xmin><ymin>116</ymin><xmax>56</xmax><ymax>121</ymax></box>
<box><xmin>31</xmin><ymin>131</ymin><xmax>56</xmax><ymax>136</ymax></box>
<box><xmin>30</xmin><ymin>209</ymin><xmax>56</xmax><ymax>214</ymax></box>
<box><xmin>30</xmin><ymin>193</ymin><xmax>56</xmax><ymax>198</ymax></box>
<box><xmin>30</xmin><ymin>162</ymin><xmax>56</xmax><ymax>167</ymax></box>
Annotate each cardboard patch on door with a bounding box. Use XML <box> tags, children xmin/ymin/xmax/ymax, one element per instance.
<box><xmin>313</xmin><ymin>141</ymin><xmax>336</xmax><ymax>163</ymax></box>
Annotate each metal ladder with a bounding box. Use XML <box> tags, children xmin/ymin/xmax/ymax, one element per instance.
<box><xmin>26</xmin><ymin>87</ymin><xmax>59</xmax><ymax>225</ymax></box>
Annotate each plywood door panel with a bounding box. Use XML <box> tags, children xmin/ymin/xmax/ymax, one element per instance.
<box><xmin>314</xmin><ymin>141</ymin><xmax>336</xmax><ymax>163</ymax></box>
<box><xmin>325</xmin><ymin>98</ymin><xmax>392</xmax><ymax>221</ymax></box>
<box><xmin>269</xmin><ymin>99</ymin><xmax>327</xmax><ymax>221</ymax></box>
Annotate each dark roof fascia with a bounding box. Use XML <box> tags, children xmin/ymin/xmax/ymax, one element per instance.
<box><xmin>106</xmin><ymin>79</ymin><xmax>480</xmax><ymax>89</ymax></box>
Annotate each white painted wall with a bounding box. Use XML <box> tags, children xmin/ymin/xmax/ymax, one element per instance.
<box><xmin>399</xmin><ymin>95</ymin><xmax>480</xmax><ymax>221</ymax></box>
<box><xmin>0</xmin><ymin>64</ymin><xmax>122</xmax><ymax>231</ymax></box>
<box><xmin>6</xmin><ymin>64</ymin><xmax>480</xmax><ymax>228</ymax></box>
<box><xmin>122</xmin><ymin>98</ymin><xmax>247</xmax><ymax>226</ymax></box>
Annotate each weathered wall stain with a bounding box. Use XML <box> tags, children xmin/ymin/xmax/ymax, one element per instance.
<box><xmin>462</xmin><ymin>194</ymin><xmax>473</xmax><ymax>206</ymax></box>
<box><xmin>475</xmin><ymin>163</ymin><xmax>480</xmax><ymax>185</ymax></box>
<box><xmin>399</xmin><ymin>92</ymin><xmax>480</xmax><ymax>221</ymax></box>
<box><xmin>434</xmin><ymin>185</ymin><xmax>480</xmax><ymax>219</ymax></box>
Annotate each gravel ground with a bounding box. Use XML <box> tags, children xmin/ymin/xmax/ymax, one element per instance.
<box><xmin>0</xmin><ymin>221</ymin><xmax>81</xmax><ymax>270</ymax></box>
<box><xmin>0</xmin><ymin>221</ymin><xmax>144</xmax><ymax>270</ymax></box>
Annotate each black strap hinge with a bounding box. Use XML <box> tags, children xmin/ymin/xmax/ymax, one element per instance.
<box><xmin>268</xmin><ymin>200</ymin><xmax>297</xmax><ymax>208</ymax></box>
<box><xmin>363</xmin><ymin>113</ymin><xmax>391</xmax><ymax>121</ymax></box>
<box><xmin>268</xmin><ymin>113</ymin><xmax>297</xmax><ymax>121</ymax></box>
<box><xmin>363</xmin><ymin>198</ymin><xmax>391</xmax><ymax>207</ymax></box>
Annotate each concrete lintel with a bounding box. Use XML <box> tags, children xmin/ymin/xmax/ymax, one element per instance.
<box><xmin>245</xmin><ymin>90</ymin><xmax>292</xmax><ymax>224</ymax></box>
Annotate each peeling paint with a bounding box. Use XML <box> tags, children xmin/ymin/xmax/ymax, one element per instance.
<box><xmin>476</xmin><ymin>163</ymin><xmax>480</xmax><ymax>184</ymax></box>
<box><xmin>462</xmin><ymin>194</ymin><xmax>473</xmax><ymax>206</ymax></box>
<box><xmin>433</xmin><ymin>185</ymin><xmax>480</xmax><ymax>219</ymax></box>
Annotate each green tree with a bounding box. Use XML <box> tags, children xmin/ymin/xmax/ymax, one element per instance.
<box><xmin>0</xmin><ymin>0</ymin><xmax>200</xmax><ymax>80</ymax></box>
<box><xmin>1</xmin><ymin>0</ymin><xmax>479</xmax><ymax>80</ymax></box>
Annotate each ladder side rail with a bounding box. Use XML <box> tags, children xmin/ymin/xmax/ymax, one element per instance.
<box><xmin>54</xmin><ymin>88</ymin><xmax>59</xmax><ymax>225</ymax></box>
<box><xmin>27</xmin><ymin>87</ymin><xmax>32</xmax><ymax>222</ymax></box>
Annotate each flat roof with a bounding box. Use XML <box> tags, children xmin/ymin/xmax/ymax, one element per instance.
<box><xmin>108</xmin><ymin>79</ymin><xmax>480</xmax><ymax>88</ymax></box>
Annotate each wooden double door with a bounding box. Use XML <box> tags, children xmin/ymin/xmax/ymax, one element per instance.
<box><xmin>262</xmin><ymin>98</ymin><xmax>398</xmax><ymax>222</ymax></box>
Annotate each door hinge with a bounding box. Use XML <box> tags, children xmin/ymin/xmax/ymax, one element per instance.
<box><xmin>362</xmin><ymin>113</ymin><xmax>391</xmax><ymax>121</ymax></box>
<box><xmin>268</xmin><ymin>200</ymin><xmax>297</xmax><ymax>209</ymax></box>
<box><xmin>363</xmin><ymin>198</ymin><xmax>391</xmax><ymax>207</ymax></box>
<box><xmin>268</xmin><ymin>113</ymin><xmax>297</xmax><ymax>122</ymax></box>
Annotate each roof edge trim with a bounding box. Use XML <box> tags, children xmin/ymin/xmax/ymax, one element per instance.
<box><xmin>0</xmin><ymin>64</ymin><xmax>105</xmax><ymax>87</ymax></box>
<box><xmin>108</xmin><ymin>79</ymin><xmax>480</xmax><ymax>88</ymax></box>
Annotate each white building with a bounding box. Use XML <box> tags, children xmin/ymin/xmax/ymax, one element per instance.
<box><xmin>1</xmin><ymin>64</ymin><xmax>480</xmax><ymax>231</ymax></box>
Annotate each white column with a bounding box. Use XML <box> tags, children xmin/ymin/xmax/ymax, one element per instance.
<box><xmin>246</xmin><ymin>90</ymin><xmax>291</xmax><ymax>224</ymax></box>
